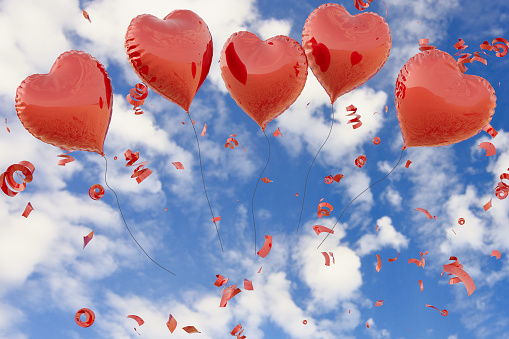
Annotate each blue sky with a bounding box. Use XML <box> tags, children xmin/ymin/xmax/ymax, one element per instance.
<box><xmin>0</xmin><ymin>0</ymin><xmax>508</xmax><ymax>338</ymax></box>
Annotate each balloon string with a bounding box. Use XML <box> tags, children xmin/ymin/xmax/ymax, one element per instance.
<box><xmin>187</xmin><ymin>112</ymin><xmax>224</xmax><ymax>252</ymax></box>
<box><xmin>252</xmin><ymin>130</ymin><xmax>271</xmax><ymax>256</ymax></box>
<box><xmin>317</xmin><ymin>148</ymin><xmax>405</xmax><ymax>249</ymax></box>
<box><xmin>103</xmin><ymin>156</ymin><xmax>175</xmax><ymax>275</ymax></box>
<box><xmin>296</xmin><ymin>103</ymin><xmax>335</xmax><ymax>233</ymax></box>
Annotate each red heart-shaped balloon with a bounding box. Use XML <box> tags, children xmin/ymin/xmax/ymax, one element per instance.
<box><xmin>395</xmin><ymin>49</ymin><xmax>496</xmax><ymax>148</ymax></box>
<box><xmin>220</xmin><ymin>31</ymin><xmax>308</xmax><ymax>131</ymax></box>
<box><xmin>15</xmin><ymin>51</ymin><xmax>113</xmax><ymax>155</ymax></box>
<box><xmin>303</xmin><ymin>4</ymin><xmax>391</xmax><ymax>103</ymax></box>
<box><xmin>125</xmin><ymin>10</ymin><xmax>213</xmax><ymax>113</ymax></box>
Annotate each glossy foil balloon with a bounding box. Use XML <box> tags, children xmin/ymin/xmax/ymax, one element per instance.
<box><xmin>125</xmin><ymin>10</ymin><xmax>213</xmax><ymax>112</ymax></box>
<box><xmin>15</xmin><ymin>51</ymin><xmax>113</xmax><ymax>155</ymax></box>
<box><xmin>395</xmin><ymin>49</ymin><xmax>496</xmax><ymax>148</ymax></box>
<box><xmin>303</xmin><ymin>4</ymin><xmax>391</xmax><ymax>103</ymax></box>
<box><xmin>220</xmin><ymin>31</ymin><xmax>308</xmax><ymax>130</ymax></box>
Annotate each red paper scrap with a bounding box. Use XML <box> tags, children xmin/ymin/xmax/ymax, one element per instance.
<box><xmin>220</xmin><ymin>285</ymin><xmax>242</xmax><ymax>307</ymax></box>
<box><xmin>201</xmin><ymin>123</ymin><xmax>207</xmax><ymax>136</ymax></box>
<box><xmin>405</xmin><ymin>160</ymin><xmax>412</xmax><ymax>168</ymax></box>
<box><xmin>75</xmin><ymin>308</ymin><xmax>95</xmax><ymax>327</ymax></box>
<box><xmin>312</xmin><ymin>225</ymin><xmax>334</xmax><ymax>235</ymax></box>
<box><xmin>172</xmin><ymin>162</ymin><xmax>184</xmax><ymax>170</ymax></box>
<box><xmin>257</xmin><ymin>235</ymin><xmax>273</xmax><ymax>258</ymax></box>
<box><xmin>261</xmin><ymin>177</ymin><xmax>273</xmax><ymax>183</ymax></box>
<box><xmin>127</xmin><ymin>315</ymin><xmax>144</xmax><ymax>327</ymax></box>
<box><xmin>273</xmin><ymin>127</ymin><xmax>282</xmax><ymax>137</ymax></box>
<box><xmin>419</xmin><ymin>280</ymin><xmax>423</xmax><ymax>293</ymax></box>
<box><xmin>478</xmin><ymin>142</ymin><xmax>496</xmax><ymax>156</ymax></box>
<box><xmin>458</xmin><ymin>218</ymin><xmax>465</xmax><ymax>225</ymax></box>
<box><xmin>89</xmin><ymin>184</ymin><xmax>105</xmax><ymax>200</ymax></box>
<box><xmin>82</xmin><ymin>10</ymin><xmax>91</xmax><ymax>22</ymax></box>
<box><xmin>483</xmin><ymin>124</ymin><xmax>498</xmax><ymax>138</ymax></box>
<box><xmin>376</xmin><ymin>254</ymin><xmax>381</xmax><ymax>272</ymax></box>
<box><xmin>375</xmin><ymin>300</ymin><xmax>384</xmax><ymax>307</ymax></box>
<box><xmin>182</xmin><ymin>326</ymin><xmax>200</xmax><ymax>334</ymax></box>
<box><xmin>415</xmin><ymin>208</ymin><xmax>436</xmax><ymax>219</ymax></box>
<box><xmin>22</xmin><ymin>202</ymin><xmax>34</xmax><ymax>218</ymax></box>
<box><xmin>443</xmin><ymin>257</ymin><xmax>476</xmax><ymax>296</ymax></box>
<box><xmin>244</xmin><ymin>278</ymin><xmax>253</xmax><ymax>290</ymax></box>
<box><xmin>388</xmin><ymin>252</ymin><xmax>400</xmax><ymax>262</ymax></box>
<box><xmin>212</xmin><ymin>216</ymin><xmax>221</xmax><ymax>223</ymax></box>
<box><xmin>322</xmin><ymin>252</ymin><xmax>331</xmax><ymax>266</ymax></box>
<box><xmin>83</xmin><ymin>231</ymin><xmax>94</xmax><ymax>249</ymax></box>
<box><xmin>355</xmin><ymin>155</ymin><xmax>366</xmax><ymax>168</ymax></box>
<box><xmin>484</xmin><ymin>199</ymin><xmax>492</xmax><ymax>211</ymax></box>
<box><xmin>491</xmin><ymin>250</ymin><xmax>501</xmax><ymax>260</ymax></box>
<box><xmin>166</xmin><ymin>314</ymin><xmax>177</xmax><ymax>333</ymax></box>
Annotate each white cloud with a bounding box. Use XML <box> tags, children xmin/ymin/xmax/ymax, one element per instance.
<box><xmin>356</xmin><ymin>216</ymin><xmax>409</xmax><ymax>256</ymax></box>
<box><xmin>383</xmin><ymin>186</ymin><xmax>402</xmax><ymax>211</ymax></box>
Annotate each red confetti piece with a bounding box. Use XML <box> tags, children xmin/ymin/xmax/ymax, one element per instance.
<box><xmin>484</xmin><ymin>199</ymin><xmax>492</xmax><ymax>211</ymax></box>
<box><xmin>366</xmin><ymin>321</ymin><xmax>370</xmax><ymax>328</ymax></box>
<box><xmin>172</xmin><ymin>162</ymin><xmax>184</xmax><ymax>170</ymax></box>
<box><xmin>492</xmin><ymin>37</ymin><xmax>508</xmax><ymax>57</ymax></box>
<box><xmin>212</xmin><ymin>216</ymin><xmax>221</xmax><ymax>223</ymax></box>
<box><xmin>329</xmin><ymin>251</ymin><xmax>335</xmax><ymax>264</ymax></box>
<box><xmin>126</xmin><ymin>83</ymin><xmax>148</xmax><ymax>115</ymax></box>
<box><xmin>346</xmin><ymin>104</ymin><xmax>362</xmax><ymax>129</ymax></box>
<box><xmin>295</xmin><ymin>193</ymin><xmax>298</xmax><ymax>196</ymax></box>
<box><xmin>317</xmin><ymin>201</ymin><xmax>333</xmax><ymax>218</ymax></box>
<box><xmin>419</xmin><ymin>38</ymin><xmax>436</xmax><ymax>52</ymax></box>
<box><xmin>333</xmin><ymin>174</ymin><xmax>343</xmax><ymax>182</ymax></box>
<box><xmin>201</xmin><ymin>123</ymin><xmax>207</xmax><ymax>136</ymax></box>
<box><xmin>127</xmin><ymin>315</ymin><xmax>144</xmax><ymax>327</ymax></box>
<box><xmin>5</xmin><ymin>118</ymin><xmax>10</xmax><ymax>133</ymax></box>
<box><xmin>182</xmin><ymin>326</ymin><xmax>200</xmax><ymax>334</ymax></box>
<box><xmin>82</xmin><ymin>10</ymin><xmax>91</xmax><ymax>23</ymax></box>
<box><xmin>303</xmin><ymin>320</ymin><xmax>307</xmax><ymax>325</ymax></box>
<box><xmin>478</xmin><ymin>142</ymin><xmax>496</xmax><ymax>156</ymax></box>
<box><xmin>131</xmin><ymin>162</ymin><xmax>152</xmax><ymax>184</ymax></box>
<box><xmin>58</xmin><ymin>153</ymin><xmax>75</xmax><ymax>166</ymax></box>
<box><xmin>458</xmin><ymin>218</ymin><xmax>465</xmax><ymax>225</ymax></box>
<box><xmin>405</xmin><ymin>160</ymin><xmax>412</xmax><ymax>168</ymax></box>
<box><xmin>425</xmin><ymin>304</ymin><xmax>448</xmax><ymax>316</ymax></box>
<box><xmin>273</xmin><ymin>127</ymin><xmax>282</xmax><ymax>137</ymax></box>
<box><xmin>75</xmin><ymin>308</ymin><xmax>95</xmax><ymax>327</ymax></box>
<box><xmin>377</xmin><ymin>225</ymin><xmax>379</xmax><ymax>232</ymax></box>
<box><xmin>124</xmin><ymin>149</ymin><xmax>140</xmax><ymax>166</ymax></box>
<box><xmin>22</xmin><ymin>202</ymin><xmax>34</xmax><ymax>218</ymax></box>
<box><xmin>408</xmin><ymin>251</ymin><xmax>428</xmax><ymax>267</ymax></box>
<box><xmin>166</xmin><ymin>314</ymin><xmax>177</xmax><ymax>333</ymax></box>
<box><xmin>225</xmin><ymin>135</ymin><xmax>239</xmax><ymax>149</ymax></box>
<box><xmin>452</xmin><ymin>229</ymin><xmax>456</xmax><ymax>235</ymax></box>
<box><xmin>324</xmin><ymin>175</ymin><xmax>333</xmax><ymax>184</ymax></box>
<box><xmin>257</xmin><ymin>235</ymin><xmax>273</xmax><ymax>258</ymax></box>
<box><xmin>376</xmin><ymin>254</ymin><xmax>381</xmax><ymax>272</ymax></box>
<box><xmin>244</xmin><ymin>278</ymin><xmax>253</xmax><ymax>290</ymax></box>
<box><xmin>491</xmin><ymin>250</ymin><xmax>501</xmax><ymax>260</ymax></box>
<box><xmin>83</xmin><ymin>231</ymin><xmax>94</xmax><ymax>249</ymax></box>
<box><xmin>214</xmin><ymin>274</ymin><xmax>228</xmax><ymax>287</ymax></box>
<box><xmin>355</xmin><ymin>155</ymin><xmax>366</xmax><ymax>168</ymax></box>
<box><xmin>322</xmin><ymin>252</ymin><xmax>331</xmax><ymax>266</ymax></box>
<box><xmin>443</xmin><ymin>257</ymin><xmax>476</xmax><ymax>296</ymax></box>
<box><xmin>385</xmin><ymin>105</ymin><xmax>388</xmax><ymax>113</ymax></box>
<box><xmin>1</xmin><ymin>161</ymin><xmax>35</xmax><ymax>197</ymax></box>
<box><xmin>419</xmin><ymin>280</ymin><xmax>423</xmax><ymax>293</ymax></box>
<box><xmin>220</xmin><ymin>285</ymin><xmax>242</xmax><ymax>307</ymax></box>
<box><xmin>454</xmin><ymin>38</ymin><xmax>468</xmax><ymax>50</ymax></box>
<box><xmin>231</xmin><ymin>324</ymin><xmax>242</xmax><ymax>335</ymax></box>
<box><xmin>89</xmin><ymin>184</ymin><xmax>105</xmax><ymax>200</ymax></box>
<box><xmin>355</xmin><ymin>0</ymin><xmax>374</xmax><ymax>11</ymax></box>
<box><xmin>261</xmin><ymin>177</ymin><xmax>273</xmax><ymax>183</ymax></box>
<box><xmin>257</xmin><ymin>266</ymin><xmax>262</xmax><ymax>273</ymax></box>
<box><xmin>114</xmin><ymin>156</ymin><xmax>118</xmax><ymax>160</ymax></box>
<box><xmin>313</xmin><ymin>225</ymin><xmax>334</xmax><ymax>235</ymax></box>
<box><xmin>388</xmin><ymin>252</ymin><xmax>400</xmax><ymax>262</ymax></box>
<box><xmin>415</xmin><ymin>208</ymin><xmax>436</xmax><ymax>219</ymax></box>
<box><xmin>375</xmin><ymin>300</ymin><xmax>384</xmax><ymax>307</ymax></box>
<box><xmin>373</xmin><ymin>137</ymin><xmax>380</xmax><ymax>145</ymax></box>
